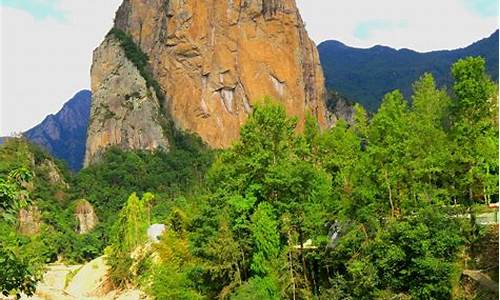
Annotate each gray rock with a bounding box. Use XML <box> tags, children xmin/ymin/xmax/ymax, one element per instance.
<box><xmin>147</xmin><ymin>224</ymin><xmax>166</xmax><ymax>242</ymax></box>
<box><xmin>84</xmin><ymin>37</ymin><xmax>170</xmax><ymax>166</ymax></box>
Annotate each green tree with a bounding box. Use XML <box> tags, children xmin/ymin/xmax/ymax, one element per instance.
<box><xmin>0</xmin><ymin>224</ymin><xmax>43</xmax><ymax>299</ymax></box>
<box><xmin>450</xmin><ymin>56</ymin><xmax>499</xmax><ymax>204</ymax></box>
<box><xmin>250</xmin><ymin>202</ymin><xmax>280</xmax><ymax>276</ymax></box>
<box><xmin>405</xmin><ymin>73</ymin><xmax>453</xmax><ymax>206</ymax></box>
<box><xmin>106</xmin><ymin>192</ymin><xmax>154</xmax><ymax>287</ymax></box>
<box><xmin>148</xmin><ymin>230</ymin><xmax>204</xmax><ymax>300</ymax></box>
<box><xmin>198</xmin><ymin>101</ymin><xmax>333</xmax><ymax>297</ymax></box>
<box><xmin>0</xmin><ymin>168</ymin><xmax>43</xmax><ymax>298</ymax></box>
<box><xmin>205</xmin><ymin>215</ymin><xmax>245</xmax><ymax>299</ymax></box>
<box><xmin>368</xmin><ymin>90</ymin><xmax>410</xmax><ymax>216</ymax></box>
<box><xmin>0</xmin><ymin>167</ymin><xmax>33</xmax><ymax>222</ymax></box>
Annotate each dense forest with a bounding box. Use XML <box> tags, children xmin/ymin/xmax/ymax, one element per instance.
<box><xmin>1</xmin><ymin>56</ymin><xmax>499</xmax><ymax>299</ymax></box>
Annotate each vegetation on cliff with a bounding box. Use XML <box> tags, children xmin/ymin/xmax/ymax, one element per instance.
<box><xmin>107</xmin><ymin>28</ymin><xmax>164</xmax><ymax>105</ymax></box>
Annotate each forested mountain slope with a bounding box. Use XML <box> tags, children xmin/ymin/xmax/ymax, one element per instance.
<box><xmin>319</xmin><ymin>30</ymin><xmax>499</xmax><ymax>110</ymax></box>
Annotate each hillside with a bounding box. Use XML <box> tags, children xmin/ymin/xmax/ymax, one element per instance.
<box><xmin>318</xmin><ymin>30</ymin><xmax>499</xmax><ymax>110</ymax></box>
<box><xmin>23</xmin><ymin>90</ymin><xmax>91</xmax><ymax>171</ymax></box>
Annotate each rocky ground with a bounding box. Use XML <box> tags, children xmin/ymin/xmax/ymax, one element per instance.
<box><xmin>21</xmin><ymin>257</ymin><xmax>146</xmax><ymax>300</ymax></box>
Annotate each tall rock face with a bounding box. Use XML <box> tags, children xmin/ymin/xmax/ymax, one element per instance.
<box><xmin>85</xmin><ymin>37</ymin><xmax>170</xmax><ymax>166</ymax></box>
<box><xmin>24</xmin><ymin>90</ymin><xmax>91</xmax><ymax>171</ymax></box>
<box><xmin>86</xmin><ymin>0</ymin><xmax>327</xmax><ymax>159</ymax></box>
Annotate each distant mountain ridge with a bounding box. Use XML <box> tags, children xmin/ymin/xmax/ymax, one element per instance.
<box><xmin>23</xmin><ymin>90</ymin><xmax>91</xmax><ymax>171</ymax></box>
<box><xmin>318</xmin><ymin>30</ymin><xmax>499</xmax><ymax>111</ymax></box>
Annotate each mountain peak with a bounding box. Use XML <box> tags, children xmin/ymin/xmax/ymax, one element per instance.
<box><xmin>23</xmin><ymin>90</ymin><xmax>92</xmax><ymax>171</ymax></box>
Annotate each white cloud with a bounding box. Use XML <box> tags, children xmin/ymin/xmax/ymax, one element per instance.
<box><xmin>297</xmin><ymin>0</ymin><xmax>498</xmax><ymax>50</ymax></box>
<box><xmin>0</xmin><ymin>0</ymin><xmax>122</xmax><ymax>136</ymax></box>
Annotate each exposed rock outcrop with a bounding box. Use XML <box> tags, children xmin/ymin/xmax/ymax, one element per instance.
<box><xmin>40</xmin><ymin>159</ymin><xmax>69</xmax><ymax>189</ymax></box>
<box><xmin>147</xmin><ymin>224</ymin><xmax>166</xmax><ymax>242</ymax></box>
<box><xmin>85</xmin><ymin>37</ymin><xmax>170</xmax><ymax>166</ymax></box>
<box><xmin>86</xmin><ymin>0</ymin><xmax>327</xmax><ymax>162</ymax></box>
<box><xmin>325</xmin><ymin>90</ymin><xmax>356</xmax><ymax>126</ymax></box>
<box><xmin>74</xmin><ymin>200</ymin><xmax>98</xmax><ymax>234</ymax></box>
<box><xmin>18</xmin><ymin>205</ymin><xmax>42</xmax><ymax>235</ymax></box>
<box><xmin>26</xmin><ymin>257</ymin><xmax>148</xmax><ymax>300</ymax></box>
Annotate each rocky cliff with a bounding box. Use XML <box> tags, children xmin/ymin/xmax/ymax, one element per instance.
<box><xmin>85</xmin><ymin>37</ymin><xmax>170</xmax><ymax>166</ymax></box>
<box><xmin>86</xmin><ymin>0</ymin><xmax>327</xmax><ymax>163</ymax></box>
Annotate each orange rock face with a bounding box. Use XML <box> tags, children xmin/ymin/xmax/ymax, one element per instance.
<box><xmin>107</xmin><ymin>0</ymin><xmax>327</xmax><ymax>148</ymax></box>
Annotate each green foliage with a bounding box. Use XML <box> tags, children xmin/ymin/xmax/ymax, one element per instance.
<box><xmin>0</xmin><ymin>167</ymin><xmax>33</xmax><ymax>222</ymax></box>
<box><xmin>113</xmin><ymin>192</ymin><xmax>152</xmax><ymax>252</ymax></box>
<box><xmin>328</xmin><ymin>207</ymin><xmax>463</xmax><ymax>299</ymax></box>
<box><xmin>315</xmin><ymin>58</ymin><xmax>497</xmax><ymax>299</ymax></box>
<box><xmin>0</xmin><ymin>138</ymin><xmax>84</xmax><ymax>263</ymax></box>
<box><xmin>147</xmin><ymin>230</ymin><xmax>204</xmax><ymax>300</ymax></box>
<box><xmin>231</xmin><ymin>276</ymin><xmax>280</xmax><ymax>300</ymax></box>
<box><xmin>0</xmin><ymin>167</ymin><xmax>43</xmax><ymax>298</ymax></box>
<box><xmin>190</xmin><ymin>100</ymin><xmax>333</xmax><ymax>297</ymax></box>
<box><xmin>75</xmin><ymin>143</ymin><xmax>212</xmax><ymax>212</ymax></box>
<box><xmin>106</xmin><ymin>192</ymin><xmax>153</xmax><ymax>287</ymax></box>
<box><xmin>0</xmin><ymin>234</ymin><xmax>43</xmax><ymax>298</ymax></box>
<box><xmin>73</xmin><ymin>141</ymin><xmax>213</xmax><ymax>252</ymax></box>
<box><xmin>250</xmin><ymin>203</ymin><xmax>280</xmax><ymax>276</ymax></box>
<box><xmin>450</xmin><ymin>57</ymin><xmax>499</xmax><ymax>204</ymax></box>
<box><xmin>107</xmin><ymin>28</ymin><xmax>164</xmax><ymax>104</ymax></box>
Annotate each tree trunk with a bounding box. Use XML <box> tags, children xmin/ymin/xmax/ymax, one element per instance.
<box><xmin>287</xmin><ymin>233</ymin><xmax>296</xmax><ymax>300</ymax></box>
<box><xmin>298</xmin><ymin>228</ymin><xmax>310</xmax><ymax>291</ymax></box>
<box><xmin>384</xmin><ymin>170</ymin><xmax>395</xmax><ymax>217</ymax></box>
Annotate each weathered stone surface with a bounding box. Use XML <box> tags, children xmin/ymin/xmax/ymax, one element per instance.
<box><xmin>18</xmin><ymin>205</ymin><xmax>41</xmax><ymax>235</ymax></box>
<box><xmin>86</xmin><ymin>0</ymin><xmax>327</xmax><ymax>156</ymax></box>
<box><xmin>85</xmin><ymin>37</ymin><xmax>170</xmax><ymax>166</ymax></box>
<box><xmin>74</xmin><ymin>200</ymin><xmax>98</xmax><ymax>234</ymax></box>
<box><xmin>40</xmin><ymin>159</ymin><xmax>69</xmax><ymax>189</ymax></box>
<box><xmin>330</xmin><ymin>98</ymin><xmax>355</xmax><ymax>126</ymax></box>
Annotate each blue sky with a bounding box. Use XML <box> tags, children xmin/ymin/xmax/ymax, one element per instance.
<box><xmin>354</xmin><ymin>20</ymin><xmax>409</xmax><ymax>40</ymax></box>
<box><xmin>1</xmin><ymin>0</ymin><xmax>65</xmax><ymax>20</ymax></box>
<box><xmin>1</xmin><ymin>0</ymin><xmax>499</xmax><ymax>136</ymax></box>
<box><xmin>463</xmin><ymin>0</ymin><xmax>499</xmax><ymax>17</ymax></box>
